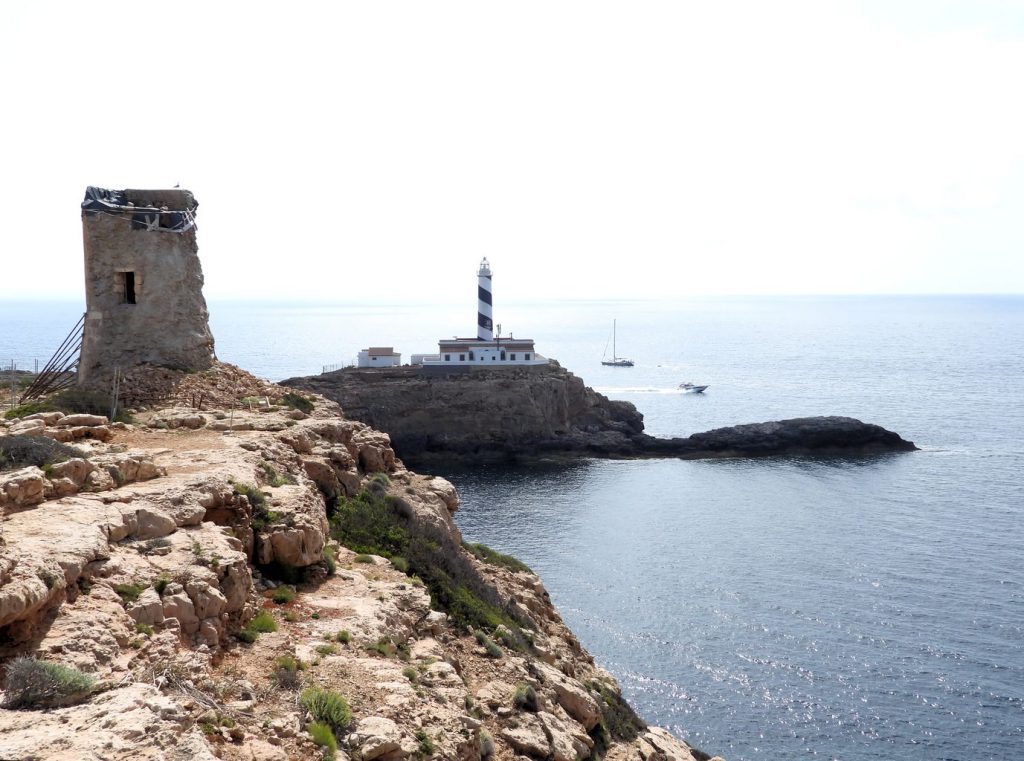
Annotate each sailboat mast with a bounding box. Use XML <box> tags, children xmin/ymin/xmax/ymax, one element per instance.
<box><xmin>613</xmin><ymin>319</ymin><xmax>617</xmax><ymax>360</ymax></box>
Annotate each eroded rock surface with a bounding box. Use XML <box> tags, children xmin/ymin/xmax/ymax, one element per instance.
<box><xmin>1</xmin><ymin>362</ymin><xmax>714</xmax><ymax>761</ymax></box>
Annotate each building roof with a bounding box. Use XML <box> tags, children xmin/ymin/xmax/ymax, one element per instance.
<box><xmin>364</xmin><ymin>347</ymin><xmax>399</xmax><ymax>356</ymax></box>
<box><xmin>438</xmin><ymin>338</ymin><xmax>535</xmax><ymax>350</ymax></box>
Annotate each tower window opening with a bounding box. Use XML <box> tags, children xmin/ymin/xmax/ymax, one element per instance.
<box><xmin>118</xmin><ymin>271</ymin><xmax>137</xmax><ymax>304</ymax></box>
<box><xmin>525</xmin><ymin>353</ymin><xmax>531</xmax><ymax>360</ymax></box>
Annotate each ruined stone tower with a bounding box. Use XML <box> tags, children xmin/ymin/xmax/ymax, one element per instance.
<box><xmin>78</xmin><ymin>187</ymin><xmax>215</xmax><ymax>386</ymax></box>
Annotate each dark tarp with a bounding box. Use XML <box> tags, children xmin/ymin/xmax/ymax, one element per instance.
<box><xmin>81</xmin><ymin>186</ymin><xmax>197</xmax><ymax>233</ymax></box>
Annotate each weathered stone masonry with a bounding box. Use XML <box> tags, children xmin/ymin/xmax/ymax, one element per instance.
<box><xmin>78</xmin><ymin>187</ymin><xmax>215</xmax><ymax>387</ymax></box>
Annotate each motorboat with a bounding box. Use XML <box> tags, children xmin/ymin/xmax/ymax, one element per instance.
<box><xmin>679</xmin><ymin>382</ymin><xmax>708</xmax><ymax>393</ymax></box>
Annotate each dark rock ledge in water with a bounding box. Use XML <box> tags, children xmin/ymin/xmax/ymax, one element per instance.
<box><xmin>282</xmin><ymin>364</ymin><xmax>916</xmax><ymax>465</ymax></box>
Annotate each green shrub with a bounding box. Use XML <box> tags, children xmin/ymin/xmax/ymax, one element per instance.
<box><xmin>402</xmin><ymin>666</ymin><xmax>418</xmax><ymax>682</ymax></box>
<box><xmin>300</xmin><ymin>686</ymin><xmax>352</xmax><ymax>730</ymax></box>
<box><xmin>249</xmin><ymin>610</ymin><xmax>278</xmax><ymax>633</ymax></box>
<box><xmin>329</xmin><ymin>488</ymin><xmax>528</xmax><ymax>639</ymax></box>
<box><xmin>353</xmin><ymin>553</ymin><xmax>374</xmax><ymax>564</ymax></box>
<box><xmin>271</xmin><ymin>585</ymin><xmax>296</xmax><ymax>604</ymax></box>
<box><xmin>235</xmin><ymin>629</ymin><xmax>258</xmax><ymax>644</ymax></box>
<box><xmin>464</xmin><ymin>542</ymin><xmax>533</xmax><ymax>573</ymax></box>
<box><xmin>261</xmin><ymin>461</ymin><xmax>295</xmax><ymax>487</ymax></box>
<box><xmin>113</xmin><ymin>582</ymin><xmax>147</xmax><ymax>604</ymax></box>
<box><xmin>2</xmin><ymin>657</ymin><xmax>95</xmax><ymax>708</ymax></box>
<box><xmin>273</xmin><ymin>655</ymin><xmax>304</xmax><ymax>690</ymax></box>
<box><xmin>4</xmin><ymin>402</ymin><xmax>45</xmax><ymax>420</ymax></box>
<box><xmin>153</xmin><ymin>575</ymin><xmax>171</xmax><ymax>595</ymax></box>
<box><xmin>336</xmin><ymin>630</ymin><xmax>351</xmax><ymax>644</ymax></box>
<box><xmin>391</xmin><ymin>556</ymin><xmax>409</xmax><ymax>573</ymax></box>
<box><xmin>283</xmin><ymin>611</ymin><xmax>298</xmax><ymax>622</ymax></box>
<box><xmin>588</xmin><ymin>680</ymin><xmax>648</xmax><ymax>756</ymax></box>
<box><xmin>366</xmin><ymin>638</ymin><xmax>398</xmax><ymax>658</ymax></box>
<box><xmin>414</xmin><ymin>728</ymin><xmax>435</xmax><ymax>757</ymax></box>
<box><xmin>0</xmin><ymin>435</ymin><xmax>86</xmax><ymax>473</ymax></box>
<box><xmin>281</xmin><ymin>393</ymin><xmax>315</xmax><ymax>414</ymax></box>
<box><xmin>479</xmin><ymin>728</ymin><xmax>495</xmax><ymax>758</ymax></box>
<box><xmin>316</xmin><ymin>644</ymin><xmax>338</xmax><ymax>656</ymax></box>
<box><xmin>473</xmin><ymin>630</ymin><xmax>503</xmax><ymax>659</ymax></box>
<box><xmin>513</xmin><ymin>683</ymin><xmax>538</xmax><ymax>712</ymax></box>
<box><xmin>135</xmin><ymin>622</ymin><xmax>155</xmax><ymax>636</ymax></box>
<box><xmin>322</xmin><ymin>545</ymin><xmax>337</xmax><ymax>576</ymax></box>
<box><xmin>308</xmin><ymin>721</ymin><xmax>337</xmax><ymax>759</ymax></box>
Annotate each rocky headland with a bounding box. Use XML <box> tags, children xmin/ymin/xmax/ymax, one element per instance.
<box><xmin>0</xmin><ymin>362</ymin><xmax>715</xmax><ymax>761</ymax></box>
<box><xmin>282</xmin><ymin>364</ymin><xmax>916</xmax><ymax>465</ymax></box>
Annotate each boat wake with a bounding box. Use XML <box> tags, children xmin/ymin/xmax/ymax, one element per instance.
<box><xmin>593</xmin><ymin>386</ymin><xmax>693</xmax><ymax>395</ymax></box>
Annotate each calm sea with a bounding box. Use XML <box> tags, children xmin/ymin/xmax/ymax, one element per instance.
<box><xmin>3</xmin><ymin>295</ymin><xmax>1023</xmax><ymax>760</ymax></box>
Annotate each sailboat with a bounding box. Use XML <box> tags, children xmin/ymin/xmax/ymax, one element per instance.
<box><xmin>601</xmin><ymin>320</ymin><xmax>634</xmax><ymax>367</ymax></box>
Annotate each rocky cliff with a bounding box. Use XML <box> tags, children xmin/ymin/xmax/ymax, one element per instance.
<box><xmin>0</xmin><ymin>362</ymin><xmax>716</xmax><ymax>761</ymax></box>
<box><xmin>282</xmin><ymin>364</ymin><xmax>916</xmax><ymax>465</ymax></box>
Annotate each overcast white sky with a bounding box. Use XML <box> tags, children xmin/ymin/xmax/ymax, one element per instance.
<box><xmin>2</xmin><ymin>1</ymin><xmax>1023</xmax><ymax>303</ymax></box>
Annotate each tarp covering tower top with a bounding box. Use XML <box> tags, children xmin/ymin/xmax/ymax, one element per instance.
<box><xmin>78</xmin><ymin>185</ymin><xmax>214</xmax><ymax>387</ymax></box>
<box><xmin>82</xmin><ymin>186</ymin><xmax>198</xmax><ymax>233</ymax></box>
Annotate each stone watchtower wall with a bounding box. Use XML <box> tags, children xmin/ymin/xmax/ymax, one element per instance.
<box><xmin>78</xmin><ymin>187</ymin><xmax>215</xmax><ymax>387</ymax></box>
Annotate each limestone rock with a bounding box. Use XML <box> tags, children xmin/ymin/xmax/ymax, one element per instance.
<box><xmin>0</xmin><ymin>466</ymin><xmax>47</xmax><ymax>507</ymax></box>
<box><xmin>534</xmin><ymin>662</ymin><xmax>602</xmax><ymax>730</ymax></box>
<box><xmin>500</xmin><ymin>713</ymin><xmax>551</xmax><ymax>758</ymax></box>
<box><xmin>48</xmin><ymin>457</ymin><xmax>97</xmax><ymax>487</ymax></box>
<box><xmin>59</xmin><ymin>413</ymin><xmax>109</xmax><ymax>427</ymax></box>
<box><xmin>9</xmin><ymin>419</ymin><xmax>46</xmax><ymax>436</ymax></box>
<box><xmin>348</xmin><ymin>716</ymin><xmax>406</xmax><ymax>760</ymax></box>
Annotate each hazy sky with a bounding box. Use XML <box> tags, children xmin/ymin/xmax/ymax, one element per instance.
<box><xmin>2</xmin><ymin>1</ymin><xmax>1023</xmax><ymax>303</ymax></box>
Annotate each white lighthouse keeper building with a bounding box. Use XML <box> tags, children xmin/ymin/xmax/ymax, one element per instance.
<box><xmin>412</xmin><ymin>258</ymin><xmax>549</xmax><ymax>367</ymax></box>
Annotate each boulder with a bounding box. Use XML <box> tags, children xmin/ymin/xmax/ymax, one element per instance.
<box><xmin>9</xmin><ymin>419</ymin><xmax>46</xmax><ymax>436</ymax></box>
<box><xmin>134</xmin><ymin>506</ymin><xmax>177</xmax><ymax>539</ymax></box>
<box><xmin>348</xmin><ymin>716</ymin><xmax>406</xmax><ymax>760</ymax></box>
<box><xmin>500</xmin><ymin>714</ymin><xmax>551</xmax><ymax>758</ymax></box>
<box><xmin>59</xmin><ymin>413</ymin><xmax>109</xmax><ymax>427</ymax></box>
<box><xmin>0</xmin><ymin>467</ymin><xmax>47</xmax><ymax>507</ymax></box>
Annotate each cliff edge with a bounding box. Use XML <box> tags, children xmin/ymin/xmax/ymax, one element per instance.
<box><xmin>0</xmin><ymin>362</ymin><xmax>716</xmax><ymax>761</ymax></box>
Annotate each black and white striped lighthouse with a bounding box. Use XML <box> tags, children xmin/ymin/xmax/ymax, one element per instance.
<box><xmin>477</xmin><ymin>257</ymin><xmax>493</xmax><ymax>341</ymax></box>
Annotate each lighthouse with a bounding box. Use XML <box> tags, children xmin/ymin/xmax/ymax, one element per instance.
<box><xmin>408</xmin><ymin>258</ymin><xmax>550</xmax><ymax>368</ymax></box>
<box><xmin>477</xmin><ymin>257</ymin><xmax>493</xmax><ymax>340</ymax></box>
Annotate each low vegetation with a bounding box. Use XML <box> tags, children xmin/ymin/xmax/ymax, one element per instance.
<box><xmin>414</xmin><ymin>728</ymin><xmax>435</xmax><ymax>757</ymax></box>
<box><xmin>261</xmin><ymin>461</ymin><xmax>296</xmax><ymax>486</ymax></box>
<box><xmin>588</xmin><ymin>680</ymin><xmax>649</xmax><ymax>757</ymax></box>
<box><xmin>270</xmin><ymin>585</ymin><xmax>296</xmax><ymax>604</ymax></box>
<box><xmin>2</xmin><ymin>657</ymin><xmax>95</xmax><ymax>709</ymax></box>
<box><xmin>328</xmin><ymin>487</ymin><xmax>532</xmax><ymax>642</ymax></box>
<box><xmin>300</xmin><ymin>686</ymin><xmax>352</xmax><ymax>731</ymax></box>
<box><xmin>280</xmin><ymin>392</ymin><xmax>315</xmax><ymax>414</ymax></box>
<box><xmin>513</xmin><ymin>683</ymin><xmax>538</xmax><ymax>712</ymax></box>
<box><xmin>0</xmin><ymin>435</ymin><xmax>86</xmax><ymax>473</ymax></box>
<box><xmin>308</xmin><ymin>721</ymin><xmax>337</xmax><ymax>759</ymax></box>
<box><xmin>479</xmin><ymin>728</ymin><xmax>495</xmax><ymax>758</ymax></box>
<box><xmin>113</xmin><ymin>582</ymin><xmax>147</xmax><ymax>604</ymax></box>
<box><xmin>464</xmin><ymin>542</ymin><xmax>533</xmax><ymax>573</ymax></box>
<box><xmin>272</xmin><ymin>655</ymin><xmax>305</xmax><ymax>690</ymax></box>
<box><xmin>236</xmin><ymin>609</ymin><xmax>278</xmax><ymax>643</ymax></box>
